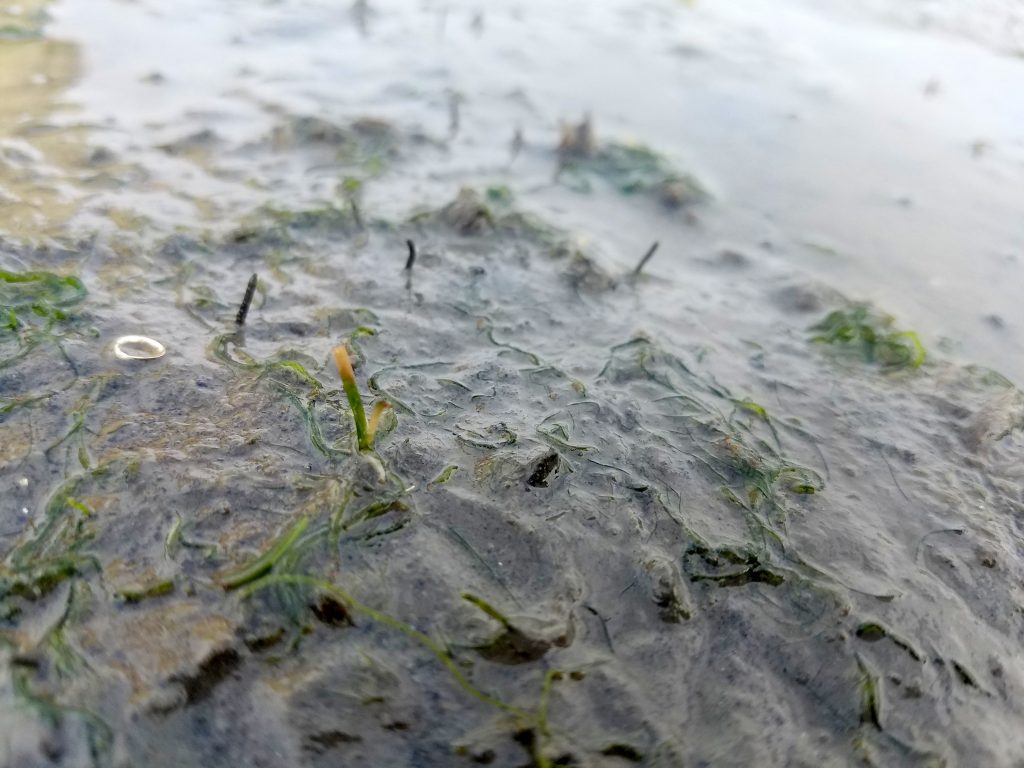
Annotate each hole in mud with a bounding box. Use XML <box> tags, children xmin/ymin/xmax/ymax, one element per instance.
<box><xmin>311</xmin><ymin>595</ymin><xmax>352</xmax><ymax>626</ymax></box>
<box><xmin>177</xmin><ymin>648</ymin><xmax>241</xmax><ymax>706</ymax></box>
<box><xmin>855</xmin><ymin>623</ymin><xmax>887</xmax><ymax>642</ymax></box>
<box><xmin>527</xmin><ymin>453</ymin><xmax>559</xmax><ymax>488</ymax></box>
<box><xmin>511</xmin><ymin>729</ymin><xmax>575</xmax><ymax>766</ymax></box>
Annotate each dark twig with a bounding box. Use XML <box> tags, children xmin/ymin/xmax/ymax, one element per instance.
<box><xmin>633</xmin><ymin>241</ymin><xmax>660</xmax><ymax>276</ymax></box>
<box><xmin>404</xmin><ymin>239</ymin><xmax>416</xmax><ymax>271</ymax></box>
<box><xmin>447</xmin><ymin>91</ymin><xmax>461</xmax><ymax>139</ymax></box>
<box><xmin>508</xmin><ymin>127</ymin><xmax>524</xmax><ymax>166</ymax></box>
<box><xmin>235</xmin><ymin>274</ymin><xmax>258</xmax><ymax>326</ymax></box>
<box><xmin>349</xmin><ymin>198</ymin><xmax>364</xmax><ymax>231</ymax></box>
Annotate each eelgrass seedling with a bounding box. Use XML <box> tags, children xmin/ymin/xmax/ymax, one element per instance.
<box><xmin>404</xmin><ymin>239</ymin><xmax>416</xmax><ymax>270</ymax></box>
<box><xmin>333</xmin><ymin>344</ymin><xmax>391</xmax><ymax>451</ymax></box>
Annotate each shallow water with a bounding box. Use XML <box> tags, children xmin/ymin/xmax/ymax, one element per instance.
<box><xmin>1</xmin><ymin>1</ymin><xmax>1023</xmax><ymax>766</ymax></box>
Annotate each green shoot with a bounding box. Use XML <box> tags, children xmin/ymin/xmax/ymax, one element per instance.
<box><xmin>333</xmin><ymin>344</ymin><xmax>391</xmax><ymax>451</ymax></box>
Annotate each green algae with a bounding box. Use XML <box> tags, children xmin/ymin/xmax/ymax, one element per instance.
<box><xmin>0</xmin><ymin>270</ymin><xmax>86</xmax><ymax>326</ymax></box>
<box><xmin>0</xmin><ymin>269</ymin><xmax>88</xmax><ymax>369</ymax></box>
<box><xmin>115</xmin><ymin>579</ymin><xmax>175</xmax><ymax>603</ymax></box>
<box><xmin>429</xmin><ymin>464</ymin><xmax>459</xmax><ymax>485</ymax></box>
<box><xmin>614</xmin><ymin>336</ymin><xmax>824</xmax><ymax>539</ymax></box>
<box><xmin>1</xmin><ymin>470</ymin><xmax>104</xmax><ymax>606</ymax></box>
<box><xmin>811</xmin><ymin>303</ymin><xmax>926</xmax><ymax>369</ymax></box>
<box><xmin>558</xmin><ymin>135</ymin><xmax>708</xmax><ymax>210</ymax></box>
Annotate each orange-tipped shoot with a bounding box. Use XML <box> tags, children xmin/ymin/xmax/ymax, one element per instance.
<box><xmin>333</xmin><ymin>344</ymin><xmax>389</xmax><ymax>451</ymax></box>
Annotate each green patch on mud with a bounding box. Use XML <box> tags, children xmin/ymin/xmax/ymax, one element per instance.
<box><xmin>810</xmin><ymin>302</ymin><xmax>925</xmax><ymax>369</ymax></box>
<box><xmin>556</xmin><ymin>117</ymin><xmax>708</xmax><ymax>209</ymax></box>
<box><xmin>0</xmin><ymin>269</ymin><xmax>88</xmax><ymax>369</ymax></box>
<box><xmin>563</xmin><ymin>141</ymin><xmax>708</xmax><ymax>208</ymax></box>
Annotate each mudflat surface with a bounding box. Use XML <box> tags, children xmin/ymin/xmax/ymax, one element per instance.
<box><xmin>1</xmin><ymin>2</ymin><xmax>1023</xmax><ymax>766</ymax></box>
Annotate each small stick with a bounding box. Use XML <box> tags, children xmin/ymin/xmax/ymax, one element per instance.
<box><xmin>447</xmin><ymin>91</ymin><xmax>461</xmax><ymax>139</ymax></box>
<box><xmin>349</xmin><ymin>198</ymin><xmax>364</xmax><ymax>231</ymax></box>
<box><xmin>509</xmin><ymin>127</ymin><xmax>524</xmax><ymax>166</ymax></box>
<box><xmin>235</xmin><ymin>273</ymin><xmax>258</xmax><ymax>326</ymax></box>
<box><xmin>633</xmin><ymin>242</ymin><xmax>660</xmax><ymax>276</ymax></box>
<box><xmin>404</xmin><ymin>239</ymin><xmax>416</xmax><ymax>271</ymax></box>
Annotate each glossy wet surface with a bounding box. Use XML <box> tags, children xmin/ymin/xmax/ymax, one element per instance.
<box><xmin>1</xmin><ymin>1</ymin><xmax>1023</xmax><ymax>766</ymax></box>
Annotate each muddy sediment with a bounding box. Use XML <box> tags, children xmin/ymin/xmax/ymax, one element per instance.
<box><xmin>2</xmin><ymin>182</ymin><xmax>1023</xmax><ymax>766</ymax></box>
<box><xmin>3</xmin><ymin>1</ymin><xmax>1024</xmax><ymax>766</ymax></box>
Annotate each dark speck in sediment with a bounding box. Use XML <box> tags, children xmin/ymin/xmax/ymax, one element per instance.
<box><xmin>527</xmin><ymin>453</ymin><xmax>559</xmax><ymax>488</ymax></box>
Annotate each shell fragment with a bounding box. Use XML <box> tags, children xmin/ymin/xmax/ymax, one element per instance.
<box><xmin>113</xmin><ymin>335</ymin><xmax>166</xmax><ymax>360</ymax></box>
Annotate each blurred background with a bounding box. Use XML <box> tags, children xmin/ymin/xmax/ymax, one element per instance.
<box><xmin>2</xmin><ymin>0</ymin><xmax>1022</xmax><ymax>381</ymax></box>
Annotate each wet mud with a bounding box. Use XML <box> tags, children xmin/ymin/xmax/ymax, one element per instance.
<box><xmin>2</xmin><ymin>1</ymin><xmax>1024</xmax><ymax>767</ymax></box>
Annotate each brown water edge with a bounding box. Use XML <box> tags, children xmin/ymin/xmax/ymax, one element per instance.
<box><xmin>1</xmin><ymin>182</ymin><xmax>1023</xmax><ymax>766</ymax></box>
<box><xmin>0</xmin><ymin>18</ymin><xmax>82</xmax><ymax>241</ymax></box>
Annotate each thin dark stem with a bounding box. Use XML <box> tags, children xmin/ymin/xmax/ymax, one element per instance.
<box><xmin>633</xmin><ymin>242</ymin><xmax>660</xmax><ymax>276</ymax></box>
<box><xmin>235</xmin><ymin>274</ymin><xmax>258</xmax><ymax>326</ymax></box>
<box><xmin>404</xmin><ymin>239</ymin><xmax>416</xmax><ymax>271</ymax></box>
<box><xmin>350</xmin><ymin>198</ymin><xmax>364</xmax><ymax>231</ymax></box>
